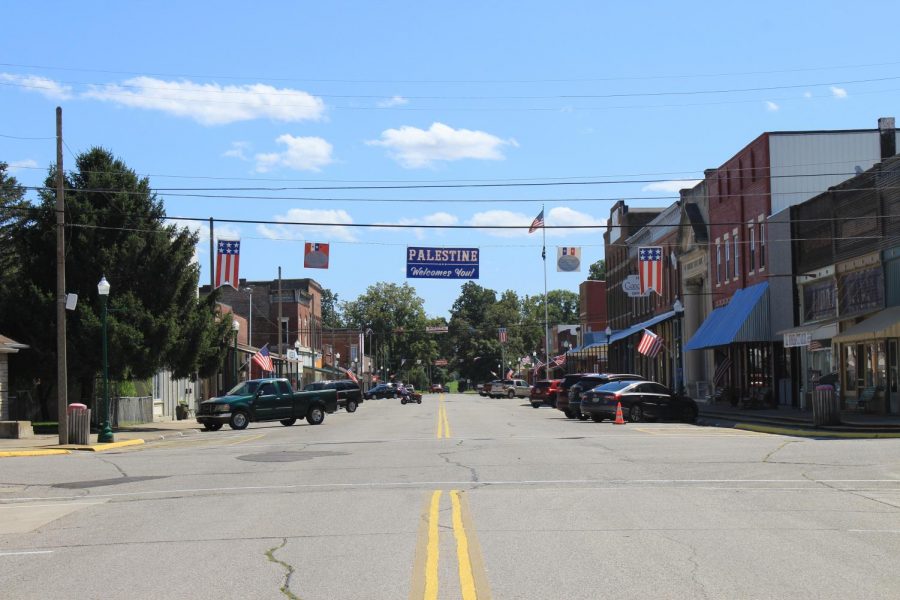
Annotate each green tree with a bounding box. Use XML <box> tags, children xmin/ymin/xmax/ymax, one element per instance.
<box><xmin>0</xmin><ymin>162</ymin><xmax>28</xmax><ymax>280</ymax></box>
<box><xmin>588</xmin><ymin>258</ymin><xmax>606</xmax><ymax>280</ymax></box>
<box><xmin>0</xmin><ymin>148</ymin><xmax>232</xmax><ymax>415</ymax></box>
<box><xmin>320</xmin><ymin>288</ymin><xmax>342</xmax><ymax>328</ymax></box>
<box><xmin>343</xmin><ymin>282</ymin><xmax>429</xmax><ymax>380</ymax></box>
<box><xmin>448</xmin><ymin>282</ymin><xmax>499</xmax><ymax>383</ymax></box>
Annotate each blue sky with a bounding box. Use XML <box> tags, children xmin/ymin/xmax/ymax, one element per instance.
<box><xmin>2</xmin><ymin>1</ymin><xmax>899</xmax><ymax>317</ymax></box>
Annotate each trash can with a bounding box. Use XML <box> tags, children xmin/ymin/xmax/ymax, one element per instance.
<box><xmin>812</xmin><ymin>386</ymin><xmax>840</xmax><ymax>426</ymax></box>
<box><xmin>67</xmin><ymin>403</ymin><xmax>91</xmax><ymax>445</ymax></box>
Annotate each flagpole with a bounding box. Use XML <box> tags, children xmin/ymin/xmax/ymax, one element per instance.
<box><xmin>542</xmin><ymin>204</ymin><xmax>550</xmax><ymax>379</ymax></box>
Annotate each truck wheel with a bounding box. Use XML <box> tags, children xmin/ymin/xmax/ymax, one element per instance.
<box><xmin>508</xmin><ymin>390</ymin><xmax>515</xmax><ymax>398</ymax></box>
<box><xmin>346</xmin><ymin>400</ymin><xmax>358</xmax><ymax>413</ymax></box>
<box><xmin>280</xmin><ymin>418</ymin><xmax>297</xmax><ymax>426</ymax></box>
<box><xmin>531</xmin><ymin>402</ymin><xmax>541</xmax><ymax>409</ymax></box>
<box><xmin>306</xmin><ymin>406</ymin><xmax>325</xmax><ymax>425</ymax></box>
<box><xmin>229</xmin><ymin>410</ymin><xmax>249</xmax><ymax>430</ymax></box>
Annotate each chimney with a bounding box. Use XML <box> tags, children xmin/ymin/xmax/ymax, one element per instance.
<box><xmin>878</xmin><ymin>117</ymin><xmax>896</xmax><ymax>159</ymax></box>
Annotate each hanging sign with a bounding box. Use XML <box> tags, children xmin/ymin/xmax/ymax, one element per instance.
<box><xmin>622</xmin><ymin>274</ymin><xmax>651</xmax><ymax>297</ymax></box>
<box><xmin>783</xmin><ymin>332</ymin><xmax>812</xmax><ymax>348</ymax></box>
<box><xmin>407</xmin><ymin>247</ymin><xmax>479</xmax><ymax>279</ymax></box>
<box><xmin>304</xmin><ymin>242</ymin><xmax>330</xmax><ymax>269</ymax></box>
<box><xmin>556</xmin><ymin>247</ymin><xmax>582</xmax><ymax>272</ymax></box>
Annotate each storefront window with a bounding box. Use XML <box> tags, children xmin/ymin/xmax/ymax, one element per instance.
<box><xmin>845</xmin><ymin>345</ymin><xmax>857</xmax><ymax>391</ymax></box>
<box><xmin>877</xmin><ymin>342</ymin><xmax>886</xmax><ymax>388</ymax></box>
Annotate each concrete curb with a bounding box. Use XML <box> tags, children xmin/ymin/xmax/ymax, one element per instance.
<box><xmin>0</xmin><ymin>449</ymin><xmax>72</xmax><ymax>458</ymax></box>
<box><xmin>735</xmin><ymin>423</ymin><xmax>900</xmax><ymax>439</ymax></box>
<box><xmin>58</xmin><ymin>439</ymin><xmax>146</xmax><ymax>452</ymax></box>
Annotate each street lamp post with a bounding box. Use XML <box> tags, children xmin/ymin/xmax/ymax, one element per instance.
<box><xmin>232</xmin><ymin>320</ymin><xmax>240</xmax><ymax>389</ymax></box>
<box><xmin>673</xmin><ymin>298</ymin><xmax>685</xmax><ymax>394</ymax></box>
<box><xmin>335</xmin><ymin>352</ymin><xmax>341</xmax><ymax>372</ymax></box>
<box><xmin>294</xmin><ymin>340</ymin><xmax>302</xmax><ymax>387</ymax></box>
<box><xmin>242</xmin><ymin>287</ymin><xmax>253</xmax><ymax>348</ymax></box>
<box><xmin>605</xmin><ymin>325</ymin><xmax>612</xmax><ymax>372</ymax></box>
<box><xmin>97</xmin><ymin>276</ymin><xmax>114</xmax><ymax>443</ymax></box>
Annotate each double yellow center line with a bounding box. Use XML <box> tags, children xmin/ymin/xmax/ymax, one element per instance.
<box><xmin>412</xmin><ymin>489</ymin><xmax>491</xmax><ymax>600</ymax></box>
<box><xmin>436</xmin><ymin>394</ymin><xmax>451</xmax><ymax>439</ymax></box>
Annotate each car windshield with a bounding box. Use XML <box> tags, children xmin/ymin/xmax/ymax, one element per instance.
<box><xmin>225</xmin><ymin>381</ymin><xmax>260</xmax><ymax>396</ymax></box>
<box><xmin>594</xmin><ymin>380</ymin><xmax>634</xmax><ymax>393</ymax></box>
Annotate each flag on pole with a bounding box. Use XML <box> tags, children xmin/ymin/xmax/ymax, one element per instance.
<box><xmin>498</xmin><ymin>327</ymin><xmax>508</xmax><ymax>343</ymax></box>
<box><xmin>215</xmin><ymin>239</ymin><xmax>241</xmax><ymax>289</ymax></box>
<box><xmin>552</xmin><ymin>354</ymin><xmax>567</xmax><ymax>367</ymax></box>
<box><xmin>638</xmin><ymin>246</ymin><xmax>663</xmax><ymax>295</ymax></box>
<box><xmin>528</xmin><ymin>209</ymin><xmax>544</xmax><ymax>233</ymax></box>
<box><xmin>505</xmin><ymin>369</ymin><xmax>513</xmax><ymax>379</ymax></box>
<box><xmin>340</xmin><ymin>367</ymin><xmax>359</xmax><ymax>384</ymax></box>
<box><xmin>532</xmin><ymin>360</ymin><xmax>544</xmax><ymax>377</ymax></box>
<box><xmin>637</xmin><ymin>329</ymin><xmax>663</xmax><ymax>358</ymax></box>
<box><xmin>252</xmin><ymin>343</ymin><xmax>274</xmax><ymax>372</ymax></box>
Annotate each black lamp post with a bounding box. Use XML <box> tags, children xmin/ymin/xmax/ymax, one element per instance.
<box><xmin>605</xmin><ymin>325</ymin><xmax>612</xmax><ymax>372</ymax></box>
<box><xmin>673</xmin><ymin>298</ymin><xmax>685</xmax><ymax>393</ymax></box>
<box><xmin>232</xmin><ymin>320</ymin><xmax>240</xmax><ymax>388</ymax></box>
<box><xmin>97</xmin><ymin>276</ymin><xmax>114</xmax><ymax>443</ymax></box>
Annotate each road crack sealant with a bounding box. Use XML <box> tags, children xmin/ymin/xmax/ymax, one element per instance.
<box><xmin>265</xmin><ymin>537</ymin><xmax>300</xmax><ymax>600</ymax></box>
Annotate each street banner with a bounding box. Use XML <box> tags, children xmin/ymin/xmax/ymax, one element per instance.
<box><xmin>639</xmin><ymin>246</ymin><xmax>663</xmax><ymax>295</ymax></box>
<box><xmin>215</xmin><ymin>239</ymin><xmax>241</xmax><ymax>289</ymax></box>
<box><xmin>304</xmin><ymin>242</ymin><xmax>330</xmax><ymax>269</ymax></box>
<box><xmin>407</xmin><ymin>247</ymin><xmax>479</xmax><ymax>279</ymax></box>
<box><xmin>556</xmin><ymin>246</ymin><xmax>582</xmax><ymax>272</ymax></box>
<box><xmin>498</xmin><ymin>327</ymin><xmax>508</xmax><ymax>343</ymax></box>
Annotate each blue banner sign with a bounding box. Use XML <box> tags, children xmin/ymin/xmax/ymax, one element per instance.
<box><xmin>407</xmin><ymin>247</ymin><xmax>479</xmax><ymax>279</ymax></box>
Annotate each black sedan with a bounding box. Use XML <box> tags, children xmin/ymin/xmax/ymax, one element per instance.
<box><xmin>363</xmin><ymin>383</ymin><xmax>397</xmax><ymax>399</ymax></box>
<box><xmin>580</xmin><ymin>380</ymin><xmax>699</xmax><ymax>423</ymax></box>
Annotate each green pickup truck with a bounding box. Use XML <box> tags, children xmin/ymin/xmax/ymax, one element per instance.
<box><xmin>196</xmin><ymin>378</ymin><xmax>338</xmax><ymax>431</ymax></box>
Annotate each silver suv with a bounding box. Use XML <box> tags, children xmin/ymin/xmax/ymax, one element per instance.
<box><xmin>489</xmin><ymin>379</ymin><xmax>531</xmax><ymax>398</ymax></box>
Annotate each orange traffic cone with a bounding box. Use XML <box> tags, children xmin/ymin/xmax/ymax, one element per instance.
<box><xmin>613</xmin><ymin>401</ymin><xmax>626</xmax><ymax>425</ymax></box>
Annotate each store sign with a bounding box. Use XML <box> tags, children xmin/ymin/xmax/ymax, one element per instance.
<box><xmin>622</xmin><ymin>274</ymin><xmax>651</xmax><ymax>297</ymax></box>
<box><xmin>784</xmin><ymin>332</ymin><xmax>812</xmax><ymax>347</ymax></box>
<box><xmin>802</xmin><ymin>279</ymin><xmax>836</xmax><ymax>322</ymax></box>
<box><xmin>434</xmin><ymin>359</ymin><xmax>449</xmax><ymax>366</ymax></box>
<box><xmin>838</xmin><ymin>265</ymin><xmax>884</xmax><ymax>317</ymax></box>
<box><xmin>426</xmin><ymin>326</ymin><xmax>449</xmax><ymax>334</ymax></box>
<box><xmin>407</xmin><ymin>247</ymin><xmax>479</xmax><ymax>279</ymax></box>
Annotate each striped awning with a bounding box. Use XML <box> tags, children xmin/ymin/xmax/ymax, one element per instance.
<box><xmin>833</xmin><ymin>306</ymin><xmax>900</xmax><ymax>344</ymax></box>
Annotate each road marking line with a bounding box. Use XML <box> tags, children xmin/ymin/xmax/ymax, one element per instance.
<box><xmin>436</xmin><ymin>402</ymin><xmax>444</xmax><ymax>438</ymax></box>
<box><xmin>425</xmin><ymin>490</ymin><xmax>442</xmax><ymax>600</ymax></box>
<box><xmin>0</xmin><ymin>551</ymin><xmax>54</xmax><ymax>557</ymax></box>
<box><xmin>442</xmin><ymin>402</ymin><xmax>452</xmax><ymax>439</ymax></box>
<box><xmin>451</xmin><ymin>490</ymin><xmax>477</xmax><ymax>600</ymax></box>
<box><xmin>221</xmin><ymin>433</ymin><xmax>266</xmax><ymax>447</ymax></box>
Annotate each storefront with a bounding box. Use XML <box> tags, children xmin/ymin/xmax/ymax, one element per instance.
<box><xmin>608</xmin><ymin>309</ymin><xmax>680</xmax><ymax>389</ymax></box>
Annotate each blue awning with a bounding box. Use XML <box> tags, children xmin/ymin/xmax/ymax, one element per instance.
<box><xmin>569</xmin><ymin>331</ymin><xmax>607</xmax><ymax>352</ymax></box>
<box><xmin>609</xmin><ymin>310</ymin><xmax>677</xmax><ymax>345</ymax></box>
<box><xmin>684</xmin><ymin>282</ymin><xmax>770</xmax><ymax>351</ymax></box>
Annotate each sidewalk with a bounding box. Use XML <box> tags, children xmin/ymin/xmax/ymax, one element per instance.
<box><xmin>0</xmin><ymin>419</ymin><xmax>204</xmax><ymax>456</ymax></box>
<box><xmin>698</xmin><ymin>401</ymin><xmax>900</xmax><ymax>435</ymax></box>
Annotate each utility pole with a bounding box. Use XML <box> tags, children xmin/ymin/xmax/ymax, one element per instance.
<box><xmin>209</xmin><ymin>218</ymin><xmax>214</xmax><ymax>289</ymax></box>
<box><xmin>55</xmin><ymin>107</ymin><xmax>68</xmax><ymax>445</ymax></box>
<box><xmin>278</xmin><ymin>267</ymin><xmax>283</xmax><ymax>375</ymax></box>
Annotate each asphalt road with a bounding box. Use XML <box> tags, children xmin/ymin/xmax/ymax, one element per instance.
<box><xmin>2</xmin><ymin>393</ymin><xmax>900</xmax><ymax>599</ymax></box>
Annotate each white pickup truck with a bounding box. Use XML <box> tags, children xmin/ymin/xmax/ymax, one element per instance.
<box><xmin>488</xmin><ymin>379</ymin><xmax>532</xmax><ymax>398</ymax></box>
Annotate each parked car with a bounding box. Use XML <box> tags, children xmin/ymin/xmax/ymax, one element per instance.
<box><xmin>556</xmin><ymin>373</ymin><xmax>643</xmax><ymax>419</ymax></box>
<box><xmin>481</xmin><ymin>380</ymin><xmax>502</xmax><ymax>397</ymax></box>
<box><xmin>431</xmin><ymin>383</ymin><xmax>446</xmax><ymax>393</ymax></box>
<box><xmin>197</xmin><ymin>378</ymin><xmax>338</xmax><ymax>430</ymax></box>
<box><xmin>364</xmin><ymin>383</ymin><xmax>397</xmax><ymax>399</ymax></box>
<box><xmin>303</xmin><ymin>380</ymin><xmax>362</xmax><ymax>412</ymax></box>
<box><xmin>476</xmin><ymin>383</ymin><xmax>485</xmax><ymax>396</ymax></box>
<box><xmin>489</xmin><ymin>379</ymin><xmax>531</xmax><ymax>398</ymax></box>
<box><xmin>581</xmin><ymin>380</ymin><xmax>699</xmax><ymax>423</ymax></box>
<box><xmin>530</xmin><ymin>379</ymin><xmax>561</xmax><ymax>408</ymax></box>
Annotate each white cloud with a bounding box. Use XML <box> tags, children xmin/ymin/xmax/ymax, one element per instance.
<box><xmin>389</xmin><ymin>211</ymin><xmax>459</xmax><ymax>240</ymax></box>
<box><xmin>367</xmin><ymin>122</ymin><xmax>517</xmax><ymax>168</ymax></box>
<box><xmin>830</xmin><ymin>86</ymin><xmax>848</xmax><ymax>99</ymax></box>
<box><xmin>0</xmin><ymin>73</ymin><xmax>73</xmax><ymax>100</ymax></box>
<box><xmin>467</xmin><ymin>206</ymin><xmax>604</xmax><ymax>238</ymax></box>
<box><xmin>223</xmin><ymin>141</ymin><xmax>251</xmax><ymax>161</ymax></box>
<box><xmin>765</xmin><ymin>100</ymin><xmax>780</xmax><ymax>112</ymax></box>
<box><xmin>641</xmin><ymin>179</ymin><xmax>702</xmax><ymax>193</ymax></box>
<box><xmin>7</xmin><ymin>159</ymin><xmax>38</xmax><ymax>173</ymax></box>
<box><xmin>254</xmin><ymin>135</ymin><xmax>333</xmax><ymax>173</ymax></box>
<box><xmin>82</xmin><ymin>77</ymin><xmax>325</xmax><ymax>125</ymax></box>
<box><xmin>256</xmin><ymin>208</ymin><xmax>356</xmax><ymax>242</ymax></box>
<box><xmin>377</xmin><ymin>95</ymin><xmax>409</xmax><ymax>108</ymax></box>
<box><xmin>803</xmin><ymin>91</ymin><xmax>813</xmax><ymax>99</ymax></box>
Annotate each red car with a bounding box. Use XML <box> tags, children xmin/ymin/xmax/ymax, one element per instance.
<box><xmin>530</xmin><ymin>379</ymin><xmax>561</xmax><ymax>408</ymax></box>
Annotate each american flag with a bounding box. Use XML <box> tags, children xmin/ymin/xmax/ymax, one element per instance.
<box><xmin>637</xmin><ymin>329</ymin><xmax>663</xmax><ymax>358</ymax></box>
<box><xmin>340</xmin><ymin>367</ymin><xmax>359</xmax><ymax>384</ymax></box>
<box><xmin>532</xmin><ymin>360</ymin><xmax>544</xmax><ymax>376</ymax></box>
<box><xmin>639</xmin><ymin>246</ymin><xmax>663</xmax><ymax>296</ymax></box>
<box><xmin>216</xmin><ymin>239</ymin><xmax>241</xmax><ymax>289</ymax></box>
<box><xmin>528</xmin><ymin>209</ymin><xmax>544</xmax><ymax>234</ymax></box>
<box><xmin>498</xmin><ymin>327</ymin><xmax>508</xmax><ymax>343</ymax></box>
<box><xmin>551</xmin><ymin>354</ymin><xmax>567</xmax><ymax>367</ymax></box>
<box><xmin>252</xmin><ymin>343</ymin><xmax>274</xmax><ymax>373</ymax></box>
<box><xmin>505</xmin><ymin>369</ymin><xmax>513</xmax><ymax>379</ymax></box>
